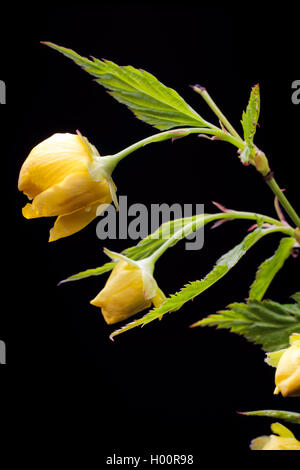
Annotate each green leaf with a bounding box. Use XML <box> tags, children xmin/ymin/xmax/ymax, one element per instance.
<box><xmin>59</xmin><ymin>211</ymin><xmax>282</xmax><ymax>285</ymax></box>
<box><xmin>58</xmin><ymin>213</ymin><xmax>224</xmax><ymax>284</ymax></box>
<box><xmin>241</xmin><ymin>83</ymin><xmax>260</xmax><ymax>149</ymax></box>
<box><xmin>110</xmin><ymin>226</ymin><xmax>280</xmax><ymax>339</ymax></box>
<box><xmin>44</xmin><ymin>42</ymin><xmax>207</xmax><ymax>131</ymax></box>
<box><xmin>240</xmin><ymin>410</ymin><xmax>300</xmax><ymax>425</ymax></box>
<box><xmin>59</xmin><ymin>215</ymin><xmax>201</xmax><ymax>284</ymax></box>
<box><xmin>292</xmin><ymin>292</ymin><xmax>300</xmax><ymax>304</ymax></box>
<box><xmin>58</xmin><ymin>263</ymin><xmax>116</xmax><ymax>284</ymax></box>
<box><xmin>249</xmin><ymin>237</ymin><xmax>295</xmax><ymax>301</ymax></box>
<box><xmin>196</xmin><ymin>293</ymin><xmax>300</xmax><ymax>352</ymax></box>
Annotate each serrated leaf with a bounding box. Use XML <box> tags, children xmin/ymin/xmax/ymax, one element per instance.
<box><xmin>58</xmin><ymin>213</ymin><xmax>222</xmax><ymax>284</ymax></box>
<box><xmin>60</xmin><ymin>211</ymin><xmax>280</xmax><ymax>285</ymax></box>
<box><xmin>196</xmin><ymin>293</ymin><xmax>300</xmax><ymax>352</ymax></box>
<box><xmin>292</xmin><ymin>292</ymin><xmax>300</xmax><ymax>304</ymax></box>
<box><xmin>59</xmin><ymin>215</ymin><xmax>201</xmax><ymax>283</ymax></box>
<box><xmin>110</xmin><ymin>226</ymin><xmax>280</xmax><ymax>339</ymax></box>
<box><xmin>249</xmin><ymin>237</ymin><xmax>295</xmax><ymax>301</ymax></box>
<box><xmin>44</xmin><ymin>42</ymin><xmax>207</xmax><ymax>131</ymax></box>
<box><xmin>241</xmin><ymin>410</ymin><xmax>300</xmax><ymax>425</ymax></box>
<box><xmin>59</xmin><ymin>216</ymin><xmax>198</xmax><ymax>283</ymax></box>
<box><xmin>58</xmin><ymin>263</ymin><xmax>116</xmax><ymax>284</ymax></box>
<box><xmin>241</xmin><ymin>84</ymin><xmax>260</xmax><ymax>149</ymax></box>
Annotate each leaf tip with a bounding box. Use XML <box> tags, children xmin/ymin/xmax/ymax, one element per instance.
<box><xmin>212</xmin><ymin>201</ymin><xmax>233</xmax><ymax>213</ymax></box>
<box><xmin>210</xmin><ymin>219</ymin><xmax>230</xmax><ymax>230</ymax></box>
<box><xmin>41</xmin><ymin>41</ymin><xmax>55</xmax><ymax>48</ymax></box>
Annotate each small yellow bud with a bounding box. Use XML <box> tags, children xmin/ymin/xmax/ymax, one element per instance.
<box><xmin>251</xmin><ymin>423</ymin><xmax>300</xmax><ymax>451</ymax></box>
<box><xmin>254</xmin><ymin>151</ymin><xmax>270</xmax><ymax>176</ymax></box>
<box><xmin>18</xmin><ymin>133</ymin><xmax>113</xmax><ymax>241</ymax></box>
<box><xmin>266</xmin><ymin>333</ymin><xmax>300</xmax><ymax>397</ymax></box>
<box><xmin>90</xmin><ymin>260</ymin><xmax>164</xmax><ymax>325</ymax></box>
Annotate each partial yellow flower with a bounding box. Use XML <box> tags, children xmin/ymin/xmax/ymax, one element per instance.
<box><xmin>18</xmin><ymin>132</ymin><xmax>115</xmax><ymax>241</ymax></box>
<box><xmin>90</xmin><ymin>249</ymin><xmax>165</xmax><ymax>324</ymax></box>
<box><xmin>251</xmin><ymin>423</ymin><xmax>300</xmax><ymax>450</ymax></box>
<box><xmin>266</xmin><ymin>333</ymin><xmax>300</xmax><ymax>397</ymax></box>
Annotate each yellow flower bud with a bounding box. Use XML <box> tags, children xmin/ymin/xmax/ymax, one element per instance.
<box><xmin>251</xmin><ymin>423</ymin><xmax>300</xmax><ymax>451</ymax></box>
<box><xmin>90</xmin><ymin>257</ymin><xmax>165</xmax><ymax>325</ymax></box>
<box><xmin>253</xmin><ymin>150</ymin><xmax>270</xmax><ymax>176</ymax></box>
<box><xmin>18</xmin><ymin>133</ymin><xmax>113</xmax><ymax>241</ymax></box>
<box><xmin>266</xmin><ymin>333</ymin><xmax>300</xmax><ymax>397</ymax></box>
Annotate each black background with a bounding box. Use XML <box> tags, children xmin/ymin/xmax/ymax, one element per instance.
<box><xmin>1</xmin><ymin>4</ymin><xmax>300</xmax><ymax>461</ymax></box>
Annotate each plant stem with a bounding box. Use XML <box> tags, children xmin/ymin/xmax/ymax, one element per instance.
<box><xmin>112</xmin><ymin>102</ymin><xmax>299</xmax><ymax>232</ymax></box>
<box><xmin>148</xmin><ymin>211</ymin><xmax>291</xmax><ymax>264</ymax></box>
<box><xmin>148</xmin><ymin>219</ymin><xmax>201</xmax><ymax>263</ymax></box>
<box><xmin>113</xmin><ymin>127</ymin><xmax>244</xmax><ymax>163</ymax></box>
<box><xmin>192</xmin><ymin>86</ymin><xmax>300</xmax><ymax>229</ymax></box>
<box><xmin>266</xmin><ymin>176</ymin><xmax>300</xmax><ymax>228</ymax></box>
<box><xmin>192</xmin><ymin>85</ymin><xmax>243</xmax><ymax>142</ymax></box>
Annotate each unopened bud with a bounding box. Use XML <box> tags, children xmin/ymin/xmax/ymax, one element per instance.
<box><xmin>254</xmin><ymin>151</ymin><xmax>270</xmax><ymax>176</ymax></box>
<box><xmin>266</xmin><ymin>333</ymin><xmax>300</xmax><ymax>397</ymax></box>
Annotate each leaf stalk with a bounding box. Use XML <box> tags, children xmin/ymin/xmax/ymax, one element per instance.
<box><xmin>192</xmin><ymin>85</ymin><xmax>244</xmax><ymax>142</ymax></box>
<box><xmin>265</xmin><ymin>176</ymin><xmax>300</xmax><ymax>229</ymax></box>
<box><xmin>113</xmin><ymin>127</ymin><xmax>244</xmax><ymax>164</ymax></box>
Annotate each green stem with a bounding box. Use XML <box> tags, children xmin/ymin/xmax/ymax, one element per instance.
<box><xmin>113</xmin><ymin>127</ymin><xmax>244</xmax><ymax>163</ymax></box>
<box><xmin>192</xmin><ymin>85</ymin><xmax>300</xmax><ymax>229</ymax></box>
<box><xmin>148</xmin><ymin>211</ymin><xmax>291</xmax><ymax>264</ymax></box>
<box><xmin>192</xmin><ymin>86</ymin><xmax>244</xmax><ymax>142</ymax></box>
<box><xmin>266</xmin><ymin>176</ymin><xmax>300</xmax><ymax>229</ymax></box>
<box><xmin>110</xmin><ymin>99</ymin><xmax>299</xmax><ymax>233</ymax></box>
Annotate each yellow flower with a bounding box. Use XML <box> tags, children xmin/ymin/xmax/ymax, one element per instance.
<box><xmin>18</xmin><ymin>132</ymin><xmax>115</xmax><ymax>242</ymax></box>
<box><xmin>90</xmin><ymin>249</ymin><xmax>165</xmax><ymax>324</ymax></box>
<box><xmin>266</xmin><ymin>333</ymin><xmax>300</xmax><ymax>397</ymax></box>
<box><xmin>251</xmin><ymin>423</ymin><xmax>300</xmax><ymax>450</ymax></box>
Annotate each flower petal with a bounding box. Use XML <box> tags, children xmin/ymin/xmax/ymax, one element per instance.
<box><xmin>250</xmin><ymin>436</ymin><xmax>270</xmax><ymax>450</ymax></box>
<box><xmin>24</xmin><ymin>172</ymin><xmax>111</xmax><ymax>218</ymax></box>
<box><xmin>49</xmin><ymin>200</ymin><xmax>108</xmax><ymax>242</ymax></box>
<box><xmin>290</xmin><ymin>333</ymin><xmax>300</xmax><ymax>345</ymax></box>
<box><xmin>90</xmin><ymin>261</ymin><xmax>151</xmax><ymax>324</ymax></box>
<box><xmin>18</xmin><ymin>133</ymin><xmax>90</xmax><ymax>198</ymax></box>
